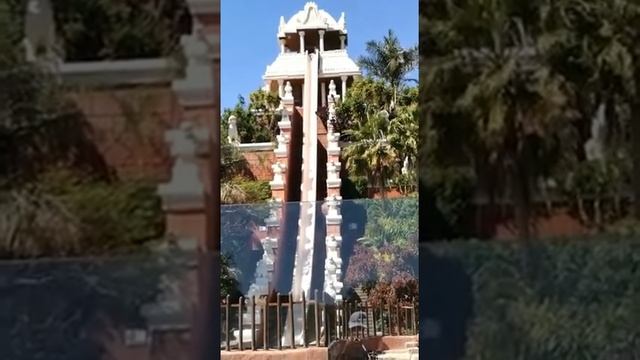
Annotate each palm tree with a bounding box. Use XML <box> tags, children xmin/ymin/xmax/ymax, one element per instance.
<box><xmin>344</xmin><ymin>111</ymin><xmax>398</xmax><ymax>198</ymax></box>
<box><xmin>424</xmin><ymin>0</ymin><xmax>573</xmax><ymax>240</ymax></box>
<box><xmin>388</xmin><ymin>104</ymin><xmax>418</xmax><ymax>173</ymax></box>
<box><xmin>358</xmin><ymin>30</ymin><xmax>418</xmax><ymax>108</ymax></box>
<box><xmin>561</xmin><ymin>0</ymin><xmax>640</xmax><ymax>219</ymax></box>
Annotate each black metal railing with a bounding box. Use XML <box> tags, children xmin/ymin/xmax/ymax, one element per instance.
<box><xmin>221</xmin><ymin>290</ymin><xmax>418</xmax><ymax>351</ymax></box>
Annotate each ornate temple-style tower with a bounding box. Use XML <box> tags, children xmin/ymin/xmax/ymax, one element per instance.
<box><xmin>241</xmin><ymin>2</ymin><xmax>361</xmax><ymax>347</ymax></box>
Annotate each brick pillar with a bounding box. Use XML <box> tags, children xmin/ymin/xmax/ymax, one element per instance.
<box><xmin>324</xmin><ymin>88</ymin><xmax>343</xmax><ymax>304</ymax></box>
<box><xmin>246</xmin><ymin>81</ymin><xmax>297</xmax><ymax>298</ymax></box>
<box><xmin>173</xmin><ymin>0</ymin><xmax>217</xmax><ymax>129</ymax></box>
<box><xmin>326</xmin><ymin>84</ymin><xmax>341</xmax><ymax>199</ymax></box>
<box><xmin>158</xmin><ymin>122</ymin><xmax>208</xmax><ymax>245</ymax></box>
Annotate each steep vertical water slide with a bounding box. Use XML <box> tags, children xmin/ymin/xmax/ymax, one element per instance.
<box><xmin>283</xmin><ymin>50</ymin><xmax>320</xmax><ymax>345</ymax></box>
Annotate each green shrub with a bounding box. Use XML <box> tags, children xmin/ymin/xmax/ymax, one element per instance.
<box><xmin>425</xmin><ymin>237</ymin><xmax>640</xmax><ymax>359</ymax></box>
<box><xmin>342</xmin><ymin>176</ymin><xmax>368</xmax><ymax>199</ymax></box>
<box><xmin>424</xmin><ymin>166</ymin><xmax>475</xmax><ymax>233</ymax></box>
<box><xmin>221</xmin><ymin>254</ymin><xmax>241</xmax><ymax>300</ymax></box>
<box><xmin>358</xmin><ymin>196</ymin><xmax>418</xmax><ymax>248</ymax></box>
<box><xmin>0</xmin><ymin>169</ymin><xmax>165</xmax><ymax>258</ymax></box>
<box><xmin>50</xmin><ymin>0</ymin><xmax>189</xmax><ymax>61</ymax></box>
<box><xmin>238</xmin><ymin>180</ymin><xmax>272</xmax><ymax>203</ymax></box>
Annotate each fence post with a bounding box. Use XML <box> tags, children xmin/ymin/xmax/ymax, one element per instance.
<box><xmin>342</xmin><ymin>301</ymin><xmax>347</xmax><ymax>340</ymax></box>
<box><xmin>372</xmin><ymin>303</ymin><xmax>377</xmax><ymax>336</ymax></box>
<box><xmin>302</xmin><ymin>291</ymin><xmax>308</xmax><ymax>347</ymax></box>
<box><xmin>225</xmin><ymin>295</ymin><xmax>230</xmax><ymax>350</ymax></box>
<box><xmin>396</xmin><ymin>303</ymin><xmax>401</xmax><ymax>335</ymax></box>
<box><xmin>289</xmin><ymin>292</ymin><xmax>295</xmax><ymax>349</ymax></box>
<box><xmin>314</xmin><ymin>289</ymin><xmax>320</xmax><ymax>347</ymax></box>
<box><xmin>238</xmin><ymin>296</ymin><xmax>244</xmax><ymax>350</ymax></box>
<box><xmin>323</xmin><ymin>292</ymin><xmax>329</xmax><ymax>346</ymax></box>
<box><xmin>411</xmin><ymin>298</ymin><xmax>419</xmax><ymax>335</ymax></box>
<box><xmin>386</xmin><ymin>303</ymin><xmax>392</xmax><ymax>335</ymax></box>
<box><xmin>336</xmin><ymin>301</ymin><xmax>344</xmax><ymax>340</ymax></box>
<box><xmin>263</xmin><ymin>295</ymin><xmax>268</xmax><ymax>350</ymax></box>
<box><xmin>379</xmin><ymin>304</ymin><xmax>385</xmax><ymax>336</ymax></box>
<box><xmin>345</xmin><ymin>302</ymin><xmax>353</xmax><ymax>338</ymax></box>
<box><xmin>361</xmin><ymin>302</ymin><xmax>366</xmax><ymax>338</ymax></box>
<box><xmin>277</xmin><ymin>292</ymin><xmax>282</xmax><ymax>350</ymax></box>
<box><xmin>251</xmin><ymin>295</ymin><xmax>256</xmax><ymax>351</ymax></box>
<box><xmin>364</xmin><ymin>301</ymin><xmax>370</xmax><ymax>337</ymax></box>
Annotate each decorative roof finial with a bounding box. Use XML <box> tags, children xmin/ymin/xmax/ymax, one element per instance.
<box><xmin>338</xmin><ymin>12</ymin><xmax>346</xmax><ymax>31</ymax></box>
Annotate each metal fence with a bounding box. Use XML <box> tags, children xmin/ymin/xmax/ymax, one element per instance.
<box><xmin>221</xmin><ymin>290</ymin><xmax>418</xmax><ymax>351</ymax></box>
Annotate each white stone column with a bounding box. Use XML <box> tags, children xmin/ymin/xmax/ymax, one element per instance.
<box><xmin>321</xmin><ymin>81</ymin><xmax>326</xmax><ymax>107</ymax></box>
<box><xmin>341</xmin><ymin>75</ymin><xmax>348</xmax><ymax>99</ymax></box>
<box><xmin>339</xmin><ymin>34</ymin><xmax>346</xmax><ymax>49</ymax></box>
<box><xmin>263</xmin><ymin>80</ymin><xmax>271</xmax><ymax>92</ymax></box>
<box><xmin>299</xmin><ymin>31</ymin><xmax>305</xmax><ymax>54</ymax></box>
<box><xmin>278</xmin><ymin>79</ymin><xmax>284</xmax><ymax>98</ymax></box>
<box><xmin>318</xmin><ymin>29</ymin><xmax>325</xmax><ymax>52</ymax></box>
<box><xmin>280</xmin><ymin>38</ymin><xmax>286</xmax><ymax>54</ymax></box>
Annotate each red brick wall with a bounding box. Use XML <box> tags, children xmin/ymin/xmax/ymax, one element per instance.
<box><xmin>66</xmin><ymin>85</ymin><xmax>181</xmax><ymax>182</ymax></box>
<box><xmin>472</xmin><ymin>204</ymin><xmax>590</xmax><ymax>240</ymax></box>
<box><xmin>101</xmin><ymin>328</ymin><xmax>191</xmax><ymax>360</ymax></box>
<box><xmin>241</xmin><ymin>150</ymin><xmax>275</xmax><ymax>181</ymax></box>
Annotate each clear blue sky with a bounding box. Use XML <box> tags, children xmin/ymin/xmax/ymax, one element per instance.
<box><xmin>221</xmin><ymin>1</ymin><xmax>418</xmax><ymax>111</ymax></box>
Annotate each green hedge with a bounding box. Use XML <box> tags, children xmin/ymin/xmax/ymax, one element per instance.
<box><xmin>425</xmin><ymin>237</ymin><xmax>640</xmax><ymax>359</ymax></box>
<box><xmin>0</xmin><ymin>170</ymin><xmax>165</xmax><ymax>258</ymax></box>
<box><xmin>237</xmin><ymin>180</ymin><xmax>271</xmax><ymax>203</ymax></box>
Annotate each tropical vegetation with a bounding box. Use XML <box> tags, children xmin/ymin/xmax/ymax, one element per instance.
<box><xmin>426</xmin><ymin>237</ymin><xmax>640</xmax><ymax>359</ymax></box>
<box><xmin>220</xmin><ymin>30</ymin><xmax>419</xmax><ymax>304</ymax></box>
<box><xmin>0</xmin><ymin>3</ymin><xmax>179</xmax><ymax>357</ymax></box>
<box><xmin>422</xmin><ymin>0</ymin><xmax>640</xmax><ymax>240</ymax></box>
<box><xmin>3</xmin><ymin>0</ymin><xmax>189</xmax><ymax>61</ymax></box>
<box><xmin>422</xmin><ymin>0</ymin><xmax>640</xmax><ymax>357</ymax></box>
<box><xmin>340</xmin><ymin>30</ymin><xmax>419</xmax><ymax>197</ymax></box>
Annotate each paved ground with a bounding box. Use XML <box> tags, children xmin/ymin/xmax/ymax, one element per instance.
<box><xmin>221</xmin><ymin>347</ymin><xmax>327</xmax><ymax>360</ymax></box>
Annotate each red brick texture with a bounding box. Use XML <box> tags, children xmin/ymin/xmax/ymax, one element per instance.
<box><xmin>66</xmin><ymin>85</ymin><xmax>182</xmax><ymax>182</ymax></box>
<box><xmin>241</xmin><ymin>150</ymin><xmax>275</xmax><ymax>181</ymax></box>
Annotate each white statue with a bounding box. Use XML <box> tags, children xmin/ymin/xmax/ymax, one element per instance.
<box><xmin>328</xmin><ymin>80</ymin><xmax>337</xmax><ymax>97</ymax></box>
<box><xmin>402</xmin><ymin>156</ymin><xmax>410</xmax><ymax>175</ymax></box>
<box><xmin>158</xmin><ymin>122</ymin><xmax>204</xmax><ymax>198</ymax></box>
<box><xmin>166</xmin><ymin>122</ymin><xmax>197</xmax><ymax>158</ymax></box>
<box><xmin>275</xmin><ymin>133</ymin><xmax>288</xmax><ymax>154</ymax></box>
<box><xmin>271</xmin><ymin>162</ymin><xmax>285</xmax><ymax>187</ymax></box>
<box><xmin>227</xmin><ymin>115</ymin><xmax>240</xmax><ymax>144</ymax></box>
<box><xmin>585</xmin><ymin>102</ymin><xmax>606</xmax><ymax>161</ymax></box>
<box><xmin>327</xmin><ymin>161</ymin><xmax>340</xmax><ymax>180</ymax></box>
<box><xmin>283</xmin><ymin>81</ymin><xmax>294</xmax><ymax>100</ymax></box>
<box><xmin>24</xmin><ymin>0</ymin><xmax>59</xmax><ymax>63</ymax></box>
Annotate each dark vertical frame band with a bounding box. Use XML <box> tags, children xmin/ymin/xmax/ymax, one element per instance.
<box><xmin>193</xmin><ymin>0</ymin><xmax>220</xmax><ymax>359</ymax></box>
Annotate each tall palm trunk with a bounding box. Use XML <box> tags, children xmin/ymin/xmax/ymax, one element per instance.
<box><xmin>513</xmin><ymin>162</ymin><xmax>532</xmax><ymax>242</ymax></box>
<box><xmin>513</xmin><ymin>136</ymin><xmax>538</xmax><ymax>278</ymax></box>
<box><xmin>377</xmin><ymin>159</ymin><xmax>387</xmax><ymax>199</ymax></box>
<box><xmin>631</xmin><ymin>103</ymin><xmax>640</xmax><ymax>219</ymax></box>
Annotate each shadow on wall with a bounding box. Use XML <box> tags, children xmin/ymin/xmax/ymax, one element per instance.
<box><xmin>339</xmin><ymin>200</ymin><xmax>366</xmax><ymax>281</ymax></box>
<box><xmin>419</xmin><ymin>245</ymin><xmax>472</xmax><ymax>359</ymax></box>
<box><xmin>0</xmin><ymin>97</ymin><xmax>114</xmax><ymax>182</ymax></box>
<box><xmin>420</xmin><ymin>179</ymin><xmax>473</xmax><ymax>359</ymax></box>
